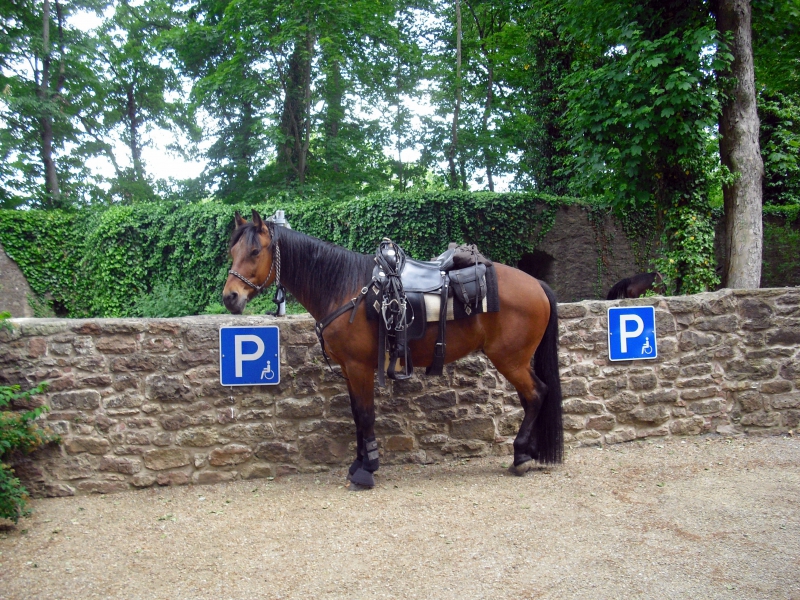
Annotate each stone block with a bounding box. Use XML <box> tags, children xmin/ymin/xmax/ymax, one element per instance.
<box><xmin>276</xmin><ymin>396</ymin><xmax>325</xmax><ymax>418</ymax></box>
<box><xmin>740</xmin><ymin>411</ymin><xmax>781</xmax><ymax>428</ymax></box>
<box><xmin>575</xmin><ymin>430</ymin><xmax>602</xmax><ymax>446</ymax></box>
<box><xmin>98</xmin><ymin>457</ymin><xmax>142</xmax><ymax>475</ymax></box>
<box><xmin>562</xmin><ymin>398</ymin><xmax>604</xmax><ymax>414</ymax></box>
<box><xmin>384</xmin><ymin>435</ymin><xmax>415</xmax><ymax>452</ymax></box>
<box><xmin>669</xmin><ymin>417</ymin><xmax>705</xmax><ymax>436</ymax></box>
<box><xmin>104</xmin><ymin>392</ymin><xmax>144</xmax><ymax>409</ymax></box>
<box><xmin>640</xmin><ymin>389</ymin><xmax>678</xmax><ymax>405</ymax></box>
<box><xmin>224</xmin><ymin>423</ymin><xmax>276</xmax><ymax>443</ymax></box>
<box><xmin>65</xmin><ymin>437</ymin><xmax>110</xmax><ymax>455</ymax></box>
<box><xmin>678</xmin><ymin>331</ymin><xmax>717</xmax><ymax>352</ymax></box>
<box><xmin>606</xmin><ymin>392</ymin><xmax>639</xmax><ymax>413</ymax></box>
<box><xmin>734</xmin><ymin>390</ymin><xmax>763</xmax><ymax>413</ymax></box>
<box><xmin>255</xmin><ymin>441</ymin><xmax>300</xmax><ymax>462</ymax></box>
<box><xmin>414</xmin><ymin>390</ymin><xmax>458</xmax><ymax>412</ymax></box>
<box><xmin>784</xmin><ymin>411</ymin><xmax>800</xmax><ymax>429</ymax></box>
<box><xmin>158</xmin><ymin>471</ymin><xmax>191</xmax><ymax>486</ymax></box>
<box><xmin>629</xmin><ymin>373</ymin><xmax>657</xmax><ymax>391</ymax></box>
<box><xmin>680</xmin><ymin>387</ymin><xmax>718</xmax><ymax>401</ymax></box>
<box><xmin>561</xmin><ymin>378</ymin><xmax>588</xmax><ymax>398</ymax></box>
<box><xmin>49</xmin><ymin>390</ymin><xmax>101</xmax><ymax>411</ymax></box>
<box><xmin>557</xmin><ymin>304</ymin><xmax>587</xmax><ymax>319</ymax></box>
<box><xmin>209</xmin><ymin>444</ymin><xmax>253</xmax><ymax>466</ymax></box>
<box><xmin>498</xmin><ymin>410</ymin><xmax>524</xmax><ymax>436</ymax></box>
<box><xmin>588</xmin><ymin>379</ymin><xmax>624</xmax><ymax>398</ymax></box>
<box><xmin>95</xmin><ymin>336</ymin><xmax>138</xmax><ymax>354</ymax></box>
<box><xmin>177</xmin><ymin>428</ymin><xmax>219</xmax><ymax>447</ymax></box>
<box><xmin>724</xmin><ymin>360</ymin><xmax>778</xmax><ymax>381</ymax></box>
<box><xmin>160</xmin><ymin>413</ymin><xmax>190</xmax><ymax>431</ymax></box>
<box><xmin>562</xmin><ymin>414</ymin><xmax>586</xmax><ymax>430</ymax></box>
<box><xmin>771</xmin><ymin>393</ymin><xmax>800</xmax><ymax>410</ymax></box>
<box><xmin>240</xmin><ymin>463</ymin><xmax>276</xmax><ymax>480</ymax></box>
<box><xmin>143</xmin><ymin>448</ymin><xmax>191</xmax><ymax>470</ymax></box>
<box><xmin>441</xmin><ymin>440</ymin><xmax>489</xmax><ymax>457</ymax></box>
<box><xmin>449</xmin><ymin>416</ymin><xmax>496</xmax><ymax>441</ymax></box>
<box><xmin>110</xmin><ymin>354</ymin><xmax>168</xmax><ymax>372</ymax></box>
<box><xmin>586</xmin><ymin>414</ymin><xmax>615</xmax><ymax>431</ymax></box>
<box><xmin>766</xmin><ymin>328</ymin><xmax>800</xmax><ymax>346</ymax></box>
<box><xmin>145</xmin><ymin>374</ymin><xmax>194</xmax><ymax>403</ymax></box>
<box><xmin>298</xmin><ymin>434</ymin><xmax>348</xmax><ymax>464</ymax></box>
<box><xmin>760</xmin><ymin>380</ymin><xmax>793</xmax><ymax>395</ymax></box>
<box><xmin>694</xmin><ymin>315</ymin><xmax>738</xmax><ymax>333</ymax></box>
<box><xmin>688</xmin><ymin>399</ymin><xmax>724</xmax><ymax>414</ymax></box>
<box><xmin>76</xmin><ymin>481</ymin><xmax>130</xmax><ymax>494</ymax></box>
<box><xmin>605</xmin><ymin>428</ymin><xmax>636</xmax><ymax>445</ymax></box>
<box><xmin>630</xmin><ymin>405</ymin><xmax>670</xmax><ymax>424</ymax></box>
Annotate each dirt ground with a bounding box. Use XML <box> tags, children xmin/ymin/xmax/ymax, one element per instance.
<box><xmin>1</xmin><ymin>436</ymin><xmax>799</xmax><ymax>600</ymax></box>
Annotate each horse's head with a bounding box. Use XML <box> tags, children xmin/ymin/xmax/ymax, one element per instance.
<box><xmin>222</xmin><ymin>210</ymin><xmax>276</xmax><ymax>314</ymax></box>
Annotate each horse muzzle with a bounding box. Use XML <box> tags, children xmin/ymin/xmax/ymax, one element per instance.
<box><xmin>222</xmin><ymin>290</ymin><xmax>247</xmax><ymax>314</ymax></box>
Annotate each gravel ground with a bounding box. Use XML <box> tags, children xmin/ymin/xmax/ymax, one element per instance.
<box><xmin>1</xmin><ymin>436</ymin><xmax>799</xmax><ymax>600</ymax></box>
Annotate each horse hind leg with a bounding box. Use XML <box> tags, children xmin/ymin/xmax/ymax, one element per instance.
<box><xmin>506</xmin><ymin>367</ymin><xmax>548</xmax><ymax>476</ymax></box>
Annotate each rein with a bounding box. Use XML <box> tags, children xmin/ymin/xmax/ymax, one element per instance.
<box><xmin>228</xmin><ymin>222</ymin><xmax>286</xmax><ymax>316</ymax></box>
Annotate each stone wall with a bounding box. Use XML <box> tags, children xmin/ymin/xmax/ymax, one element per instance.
<box><xmin>1</xmin><ymin>288</ymin><xmax>798</xmax><ymax>497</ymax></box>
<box><xmin>0</xmin><ymin>243</ymin><xmax>35</xmax><ymax>318</ymax></box>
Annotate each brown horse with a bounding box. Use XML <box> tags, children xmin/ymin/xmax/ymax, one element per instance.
<box><xmin>606</xmin><ymin>272</ymin><xmax>665</xmax><ymax>300</ymax></box>
<box><xmin>222</xmin><ymin>210</ymin><xmax>563</xmax><ymax>488</ymax></box>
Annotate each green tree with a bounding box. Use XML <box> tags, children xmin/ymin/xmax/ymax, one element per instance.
<box><xmin>0</xmin><ymin>0</ymin><xmax>91</xmax><ymax>208</ymax></box>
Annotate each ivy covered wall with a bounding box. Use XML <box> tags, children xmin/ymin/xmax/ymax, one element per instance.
<box><xmin>0</xmin><ymin>193</ymin><xmax>797</xmax><ymax>319</ymax></box>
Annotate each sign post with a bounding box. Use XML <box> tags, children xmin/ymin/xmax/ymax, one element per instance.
<box><xmin>220</xmin><ymin>326</ymin><xmax>280</xmax><ymax>385</ymax></box>
<box><xmin>607</xmin><ymin>306</ymin><xmax>657</xmax><ymax>361</ymax></box>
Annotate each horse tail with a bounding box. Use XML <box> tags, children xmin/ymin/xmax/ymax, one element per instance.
<box><xmin>532</xmin><ymin>281</ymin><xmax>564</xmax><ymax>464</ymax></box>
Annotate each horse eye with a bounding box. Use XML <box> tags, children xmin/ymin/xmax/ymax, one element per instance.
<box><xmin>250</xmin><ymin>248</ymin><xmax>260</xmax><ymax>257</ymax></box>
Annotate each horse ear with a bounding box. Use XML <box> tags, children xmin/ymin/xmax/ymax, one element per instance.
<box><xmin>234</xmin><ymin>211</ymin><xmax>246</xmax><ymax>228</ymax></box>
<box><xmin>251</xmin><ymin>209</ymin><xmax>264</xmax><ymax>231</ymax></box>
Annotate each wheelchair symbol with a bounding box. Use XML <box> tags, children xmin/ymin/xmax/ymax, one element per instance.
<box><xmin>641</xmin><ymin>337</ymin><xmax>653</xmax><ymax>355</ymax></box>
<box><xmin>260</xmin><ymin>360</ymin><xmax>276</xmax><ymax>381</ymax></box>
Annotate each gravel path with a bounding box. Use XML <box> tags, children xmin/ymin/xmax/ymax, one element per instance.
<box><xmin>2</xmin><ymin>436</ymin><xmax>799</xmax><ymax>600</ymax></box>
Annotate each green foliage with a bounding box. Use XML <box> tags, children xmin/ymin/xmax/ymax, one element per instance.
<box><xmin>129</xmin><ymin>282</ymin><xmax>200</xmax><ymax>318</ymax></box>
<box><xmin>654</xmin><ymin>200</ymin><xmax>719</xmax><ymax>295</ymax></box>
<box><xmin>0</xmin><ymin>192</ymin><xmax>575</xmax><ymax>317</ymax></box>
<box><xmin>0</xmin><ymin>366</ymin><xmax>57</xmax><ymax>523</ymax></box>
<box><xmin>759</xmin><ymin>92</ymin><xmax>800</xmax><ymax>207</ymax></box>
<box><xmin>762</xmin><ymin>219</ymin><xmax>800</xmax><ymax>288</ymax></box>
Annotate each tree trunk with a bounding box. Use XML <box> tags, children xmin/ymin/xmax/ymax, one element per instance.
<box><xmin>715</xmin><ymin>0</ymin><xmax>764</xmax><ymax>289</ymax></box>
<box><xmin>38</xmin><ymin>0</ymin><xmax>61</xmax><ymax>205</ymax></box>
<box><xmin>447</xmin><ymin>0</ymin><xmax>462</xmax><ymax>189</ymax></box>
<box><xmin>278</xmin><ymin>28</ymin><xmax>314</xmax><ymax>186</ymax></box>
<box><xmin>126</xmin><ymin>84</ymin><xmax>144</xmax><ymax>181</ymax></box>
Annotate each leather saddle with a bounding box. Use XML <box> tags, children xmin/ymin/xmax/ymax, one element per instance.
<box><xmin>370</xmin><ymin>239</ymin><xmax>493</xmax><ymax>385</ymax></box>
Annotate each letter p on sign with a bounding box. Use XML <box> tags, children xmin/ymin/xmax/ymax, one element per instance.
<box><xmin>607</xmin><ymin>306</ymin><xmax>657</xmax><ymax>361</ymax></box>
<box><xmin>220</xmin><ymin>326</ymin><xmax>280</xmax><ymax>385</ymax></box>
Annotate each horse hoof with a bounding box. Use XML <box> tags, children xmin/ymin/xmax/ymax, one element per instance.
<box><xmin>509</xmin><ymin>456</ymin><xmax>534</xmax><ymax>477</ymax></box>
<box><xmin>349</xmin><ymin>468</ymin><xmax>375</xmax><ymax>489</ymax></box>
<box><xmin>346</xmin><ymin>459</ymin><xmax>363</xmax><ymax>482</ymax></box>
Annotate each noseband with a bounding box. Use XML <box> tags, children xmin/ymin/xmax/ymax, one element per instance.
<box><xmin>228</xmin><ymin>222</ymin><xmax>286</xmax><ymax>313</ymax></box>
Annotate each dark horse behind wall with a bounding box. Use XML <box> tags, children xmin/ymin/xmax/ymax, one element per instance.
<box><xmin>222</xmin><ymin>210</ymin><xmax>563</xmax><ymax>489</ymax></box>
<box><xmin>606</xmin><ymin>272</ymin><xmax>665</xmax><ymax>300</ymax></box>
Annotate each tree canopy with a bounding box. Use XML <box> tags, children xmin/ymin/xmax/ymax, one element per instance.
<box><xmin>1</xmin><ymin>0</ymin><xmax>797</xmax><ymax>291</ymax></box>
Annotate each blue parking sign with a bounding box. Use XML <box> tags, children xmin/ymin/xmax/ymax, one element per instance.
<box><xmin>219</xmin><ymin>326</ymin><xmax>280</xmax><ymax>385</ymax></box>
<box><xmin>607</xmin><ymin>306</ymin><xmax>657</xmax><ymax>361</ymax></box>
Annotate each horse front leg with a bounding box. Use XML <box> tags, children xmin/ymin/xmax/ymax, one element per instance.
<box><xmin>345</xmin><ymin>364</ymin><xmax>379</xmax><ymax>489</ymax></box>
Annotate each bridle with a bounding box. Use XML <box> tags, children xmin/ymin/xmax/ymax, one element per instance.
<box><xmin>228</xmin><ymin>221</ymin><xmax>286</xmax><ymax>314</ymax></box>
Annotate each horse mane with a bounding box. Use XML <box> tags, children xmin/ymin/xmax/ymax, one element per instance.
<box><xmin>231</xmin><ymin>222</ymin><xmax>374</xmax><ymax>317</ymax></box>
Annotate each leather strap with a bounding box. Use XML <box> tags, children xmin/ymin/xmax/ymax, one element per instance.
<box><xmin>426</xmin><ymin>275</ymin><xmax>449</xmax><ymax>377</ymax></box>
